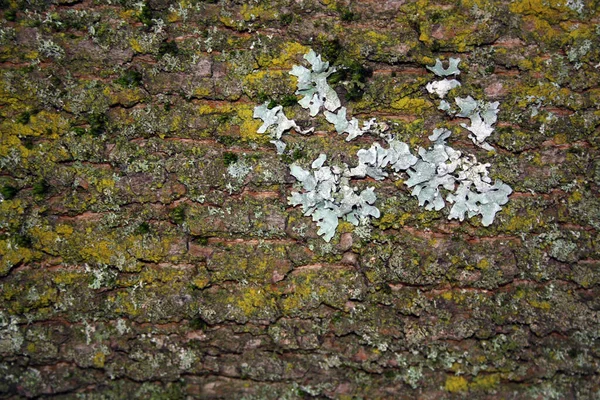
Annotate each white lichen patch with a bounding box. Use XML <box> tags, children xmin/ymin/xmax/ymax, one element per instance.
<box><xmin>227</xmin><ymin>159</ymin><xmax>252</xmax><ymax>181</ymax></box>
<box><xmin>454</xmin><ymin>96</ymin><xmax>499</xmax><ymax>150</ymax></box>
<box><xmin>288</xmin><ymin>154</ymin><xmax>379</xmax><ymax>242</ymax></box>
<box><xmin>324</xmin><ymin>107</ymin><xmax>378</xmax><ymax>141</ymax></box>
<box><xmin>425</xmin><ymin>78</ymin><xmax>461</xmax><ymax>98</ymax></box>
<box><xmin>252</xmin><ymin>51</ymin><xmax>512</xmax><ymax>240</ymax></box>
<box><xmin>426</xmin><ymin>57</ymin><xmax>461</xmax><ymax>77</ymax></box>
<box><xmin>289</xmin><ymin>50</ymin><xmax>341</xmax><ymax>115</ymax></box>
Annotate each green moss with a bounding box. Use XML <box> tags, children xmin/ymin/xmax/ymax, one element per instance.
<box><xmin>157</xmin><ymin>41</ymin><xmax>179</xmax><ymax>58</ymax></box>
<box><xmin>0</xmin><ymin>2</ymin><xmax>595</xmax><ymax>396</ymax></box>
<box><xmin>222</xmin><ymin>152</ymin><xmax>238</xmax><ymax>166</ymax></box>
<box><xmin>469</xmin><ymin>373</ymin><xmax>500</xmax><ymax>392</ymax></box>
<box><xmin>16</xmin><ymin>110</ymin><xmax>32</xmax><ymax>125</ymax></box>
<box><xmin>170</xmin><ymin>205</ymin><xmax>186</xmax><ymax>225</ymax></box>
<box><xmin>134</xmin><ymin>222</ymin><xmax>151</xmax><ymax>235</ymax></box>
<box><xmin>243</xmin><ymin>69</ymin><xmax>297</xmax><ymax>103</ymax></box>
<box><xmin>195</xmin><ymin>237</ymin><xmax>209</xmax><ymax>246</ymax></box>
<box><xmin>0</xmin><ymin>185</ymin><xmax>18</xmax><ymax>200</ymax></box>
<box><xmin>316</xmin><ymin>37</ymin><xmax>344</xmax><ymax>64</ymax></box>
<box><xmin>216</xmin><ymin>134</ymin><xmax>241</xmax><ymax>147</ymax></box>
<box><xmin>280</xmin><ymin>146</ymin><xmax>305</xmax><ymax>165</ymax></box>
<box><xmin>136</xmin><ymin>4</ymin><xmax>153</xmax><ymax>26</ymax></box>
<box><xmin>189</xmin><ymin>316</ymin><xmax>209</xmax><ymax>330</ymax></box>
<box><xmin>5</xmin><ymin>8</ymin><xmax>17</xmax><ymax>21</ymax></box>
<box><xmin>337</xmin><ymin>6</ymin><xmax>357</xmax><ymax>22</ymax></box>
<box><xmin>115</xmin><ymin>70</ymin><xmax>143</xmax><ymax>88</ymax></box>
<box><xmin>88</xmin><ymin>112</ymin><xmax>107</xmax><ymax>136</ymax></box>
<box><xmin>32</xmin><ymin>180</ymin><xmax>49</xmax><ymax>196</ymax></box>
<box><xmin>278</xmin><ymin>94</ymin><xmax>298</xmax><ymax>107</ymax></box>
<box><xmin>279</xmin><ymin>13</ymin><xmax>293</xmax><ymax>25</ymax></box>
<box><xmin>495</xmin><ymin>126</ymin><xmax>542</xmax><ymax>152</ymax></box>
<box><xmin>13</xmin><ymin>233</ymin><xmax>32</xmax><ymax>248</ymax></box>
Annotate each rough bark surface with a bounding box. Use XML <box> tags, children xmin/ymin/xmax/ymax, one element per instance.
<box><xmin>1</xmin><ymin>0</ymin><xmax>599</xmax><ymax>398</ymax></box>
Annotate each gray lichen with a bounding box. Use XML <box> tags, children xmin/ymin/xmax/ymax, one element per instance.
<box><xmin>455</xmin><ymin>96</ymin><xmax>500</xmax><ymax>150</ymax></box>
<box><xmin>426</xmin><ymin>57</ymin><xmax>461</xmax><ymax>77</ymax></box>
<box><xmin>253</xmin><ymin>52</ymin><xmax>512</xmax><ymax>240</ymax></box>
<box><xmin>288</xmin><ymin>154</ymin><xmax>379</xmax><ymax>242</ymax></box>
<box><xmin>253</xmin><ymin>102</ymin><xmax>313</xmax><ymax>154</ymax></box>
<box><xmin>425</xmin><ymin>78</ymin><xmax>461</xmax><ymax>98</ymax></box>
<box><xmin>289</xmin><ymin>50</ymin><xmax>341</xmax><ymax>116</ymax></box>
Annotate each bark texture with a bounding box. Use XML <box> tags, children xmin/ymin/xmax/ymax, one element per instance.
<box><xmin>1</xmin><ymin>0</ymin><xmax>599</xmax><ymax>398</ymax></box>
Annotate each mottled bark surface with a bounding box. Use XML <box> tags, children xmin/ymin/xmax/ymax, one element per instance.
<box><xmin>1</xmin><ymin>0</ymin><xmax>599</xmax><ymax>398</ymax></box>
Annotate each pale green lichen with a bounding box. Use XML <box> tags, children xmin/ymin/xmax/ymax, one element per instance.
<box><xmin>427</xmin><ymin>57</ymin><xmax>461</xmax><ymax>76</ymax></box>
<box><xmin>254</xmin><ymin>51</ymin><xmax>513</xmax><ymax>240</ymax></box>
<box><xmin>288</xmin><ymin>154</ymin><xmax>380</xmax><ymax>241</ymax></box>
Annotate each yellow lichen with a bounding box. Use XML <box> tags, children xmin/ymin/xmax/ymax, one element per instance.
<box><xmin>52</xmin><ymin>271</ymin><xmax>84</xmax><ymax>285</ymax></box>
<box><xmin>92</xmin><ymin>351</ymin><xmax>106</xmax><ymax>368</ymax></box>
<box><xmin>281</xmin><ymin>274</ymin><xmax>315</xmax><ymax>313</ymax></box>
<box><xmin>29</xmin><ymin>226</ymin><xmax>59</xmax><ymax>252</ymax></box>
<box><xmin>236</xmin><ymin>106</ymin><xmax>265</xmax><ymax>142</ymax></box>
<box><xmin>470</xmin><ymin>374</ymin><xmax>500</xmax><ymax>391</ymax></box>
<box><xmin>106</xmin><ymin>87</ymin><xmax>147</xmax><ymax>107</ymax></box>
<box><xmin>256</xmin><ymin>42</ymin><xmax>311</xmax><ymax>69</ymax></box>
<box><xmin>390</xmin><ymin>97</ymin><xmax>433</xmax><ymax>113</ymax></box>
<box><xmin>418</xmin><ymin>31</ymin><xmax>432</xmax><ymax>46</ymax></box>
<box><xmin>445</xmin><ymin>375</ymin><xmax>469</xmax><ymax>393</ymax></box>
<box><xmin>244</xmin><ymin>70</ymin><xmax>295</xmax><ymax>91</ymax></box>
<box><xmin>568</xmin><ymin>191</ymin><xmax>582</xmax><ymax>203</ymax></box>
<box><xmin>94</xmin><ymin>177</ymin><xmax>115</xmax><ymax>193</ymax></box>
<box><xmin>129</xmin><ymin>38</ymin><xmax>143</xmax><ymax>53</ymax></box>
<box><xmin>441</xmin><ymin>291</ymin><xmax>453</xmax><ymax>300</ymax></box>
<box><xmin>0</xmin><ymin>198</ymin><xmax>25</xmax><ymax>217</ymax></box>
<box><xmin>218</xmin><ymin>15</ymin><xmax>239</xmax><ymax>28</ymax></box>
<box><xmin>528</xmin><ymin>299</ymin><xmax>551</xmax><ymax>311</ymax></box>
<box><xmin>476</xmin><ymin>258</ymin><xmax>490</xmax><ymax>270</ymax></box>
<box><xmin>196</xmin><ymin>102</ymin><xmax>235</xmax><ymax>117</ymax></box>
<box><xmin>0</xmin><ymin>239</ymin><xmax>35</xmax><ymax>274</ymax></box>
<box><xmin>236</xmin><ymin>286</ymin><xmax>275</xmax><ymax>316</ymax></box>
<box><xmin>514</xmin><ymin>287</ymin><xmax>526</xmax><ymax>300</ymax></box>
<box><xmin>517</xmin><ymin>58</ymin><xmax>534</xmax><ymax>71</ymax></box>
<box><xmin>376</xmin><ymin>213</ymin><xmax>398</xmax><ymax>230</ymax></box>
<box><xmin>193</xmin><ymin>86</ymin><xmax>213</xmax><ymax>98</ymax></box>
<box><xmin>118</xmin><ymin>9</ymin><xmax>136</xmax><ymax>20</ymax></box>
<box><xmin>139</xmin><ymin>266</ymin><xmax>185</xmax><ymax>284</ymax></box>
<box><xmin>191</xmin><ymin>275</ymin><xmax>210</xmax><ymax>289</ymax></box>
<box><xmin>240</xmin><ymin>4</ymin><xmax>278</xmax><ymax>22</ymax></box>
<box><xmin>112</xmin><ymin>292</ymin><xmax>141</xmax><ymax>317</ymax></box>
<box><xmin>79</xmin><ymin>239</ymin><xmax>121</xmax><ymax>265</ymax></box>
<box><xmin>0</xmin><ymin>111</ymin><xmax>68</xmax><ymax>140</ymax></box>
<box><xmin>509</xmin><ymin>0</ymin><xmax>573</xmax><ymax>21</ymax></box>
<box><xmin>125</xmin><ymin>236</ymin><xmax>171</xmax><ymax>264</ymax></box>
<box><xmin>337</xmin><ymin>221</ymin><xmax>355</xmax><ymax>233</ymax></box>
<box><xmin>553</xmin><ymin>133</ymin><xmax>568</xmax><ymax>144</ymax></box>
<box><xmin>522</xmin><ymin>15</ymin><xmax>562</xmax><ymax>42</ymax></box>
<box><xmin>56</xmin><ymin>224</ymin><xmax>74</xmax><ymax>237</ymax></box>
<box><xmin>501</xmin><ymin>212</ymin><xmax>543</xmax><ymax>233</ymax></box>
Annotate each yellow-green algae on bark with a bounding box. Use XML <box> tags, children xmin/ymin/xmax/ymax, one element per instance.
<box><xmin>0</xmin><ymin>0</ymin><xmax>599</xmax><ymax>398</ymax></box>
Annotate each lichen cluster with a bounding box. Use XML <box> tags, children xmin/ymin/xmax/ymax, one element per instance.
<box><xmin>0</xmin><ymin>0</ymin><xmax>599</xmax><ymax>397</ymax></box>
<box><xmin>254</xmin><ymin>51</ymin><xmax>512</xmax><ymax>241</ymax></box>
